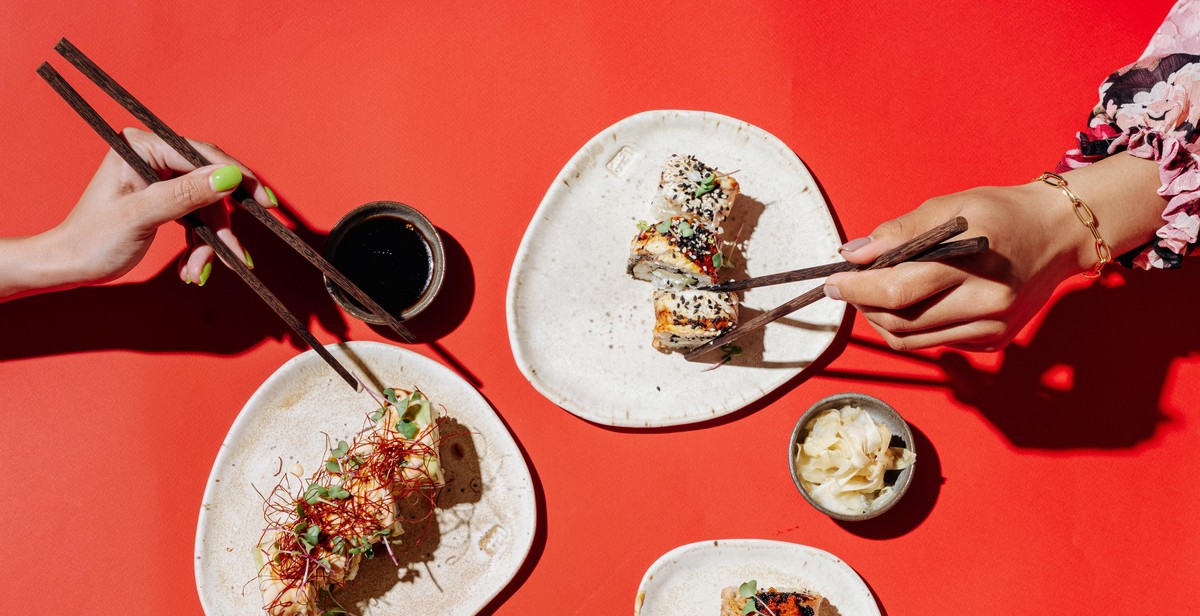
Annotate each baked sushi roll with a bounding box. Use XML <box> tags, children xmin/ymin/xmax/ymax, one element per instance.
<box><xmin>652</xmin><ymin>287</ymin><xmax>738</xmax><ymax>352</ymax></box>
<box><xmin>257</xmin><ymin>387</ymin><xmax>445</xmax><ymax>615</ymax></box>
<box><xmin>655</xmin><ymin>154</ymin><xmax>739</xmax><ymax>229</ymax></box>
<box><xmin>628</xmin><ymin>217</ymin><xmax>720</xmax><ymax>288</ymax></box>
<box><xmin>720</xmin><ymin>584</ymin><xmax>827</xmax><ymax>616</ymax></box>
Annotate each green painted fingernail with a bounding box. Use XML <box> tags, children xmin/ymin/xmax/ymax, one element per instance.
<box><xmin>244</xmin><ymin>249</ymin><xmax>255</xmax><ymax>269</ymax></box>
<box><xmin>263</xmin><ymin>186</ymin><xmax>278</xmax><ymax>206</ymax></box>
<box><xmin>210</xmin><ymin>165</ymin><xmax>242</xmax><ymax>192</ymax></box>
<box><xmin>198</xmin><ymin>262</ymin><xmax>212</xmax><ymax>286</ymax></box>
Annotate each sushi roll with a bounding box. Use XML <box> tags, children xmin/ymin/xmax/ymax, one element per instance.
<box><xmin>655</xmin><ymin>154</ymin><xmax>739</xmax><ymax>230</ymax></box>
<box><xmin>628</xmin><ymin>217</ymin><xmax>720</xmax><ymax>288</ymax></box>
<box><xmin>652</xmin><ymin>287</ymin><xmax>738</xmax><ymax>352</ymax></box>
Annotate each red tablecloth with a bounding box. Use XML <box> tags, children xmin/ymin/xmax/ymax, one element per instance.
<box><xmin>2</xmin><ymin>1</ymin><xmax>1195</xmax><ymax>613</ymax></box>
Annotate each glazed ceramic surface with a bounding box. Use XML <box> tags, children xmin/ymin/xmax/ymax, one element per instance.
<box><xmin>634</xmin><ymin>539</ymin><xmax>879</xmax><ymax>616</ymax></box>
<box><xmin>507</xmin><ymin>110</ymin><xmax>845</xmax><ymax>427</ymax></box>
<box><xmin>195</xmin><ymin>342</ymin><xmax>535</xmax><ymax>615</ymax></box>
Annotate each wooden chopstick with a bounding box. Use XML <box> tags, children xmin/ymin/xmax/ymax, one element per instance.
<box><xmin>683</xmin><ymin>216</ymin><xmax>971</xmax><ymax>360</ymax></box>
<box><xmin>51</xmin><ymin>38</ymin><xmax>415</xmax><ymax>344</ymax></box>
<box><xmin>37</xmin><ymin>61</ymin><xmax>364</xmax><ymax>392</ymax></box>
<box><xmin>700</xmin><ymin>236</ymin><xmax>989</xmax><ymax>293</ymax></box>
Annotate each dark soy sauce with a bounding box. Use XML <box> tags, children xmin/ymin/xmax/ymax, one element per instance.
<box><xmin>332</xmin><ymin>215</ymin><xmax>433</xmax><ymax>315</ymax></box>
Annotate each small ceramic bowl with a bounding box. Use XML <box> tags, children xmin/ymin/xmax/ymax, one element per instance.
<box><xmin>323</xmin><ymin>201</ymin><xmax>446</xmax><ymax>323</ymax></box>
<box><xmin>788</xmin><ymin>392</ymin><xmax>916</xmax><ymax>521</ymax></box>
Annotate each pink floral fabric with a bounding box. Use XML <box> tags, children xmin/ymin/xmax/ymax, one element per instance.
<box><xmin>1059</xmin><ymin>0</ymin><xmax>1200</xmax><ymax>269</ymax></box>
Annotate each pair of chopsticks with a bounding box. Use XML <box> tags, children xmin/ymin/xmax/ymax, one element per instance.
<box><xmin>38</xmin><ymin>38</ymin><xmax>412</xmax><ymax>392</ymax></box>
<box><xmin>684</xmin><ymin>216</ymin><xmax>982</xmax><ymax>360</ymax></box>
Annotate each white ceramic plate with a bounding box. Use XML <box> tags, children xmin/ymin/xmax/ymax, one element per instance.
<box><xmin>634</xmin><ymin>539</ymin><xmax>879</xmax><ymax>616</ymax></box>
<box><xmin>195</xmin><ymin>342</ymin><xmax>536</xmax><ymax>615</ymax></box>
<box><xmin>507</xmin><ymin>110</ymin><xmax>845</xmax><ymax>427</ymax></box>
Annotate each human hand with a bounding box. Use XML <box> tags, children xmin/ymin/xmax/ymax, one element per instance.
<box><xmin>47</xmin><ymin>127</ymin><xmax>276</xmax><ymax>287</ymax></box>
<box><xmin>824</xmin><ymin>154</ymin><xmax>1166</xmax><ymax>351</ymax></box>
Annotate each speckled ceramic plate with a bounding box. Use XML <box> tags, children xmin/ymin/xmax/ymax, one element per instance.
<box><xmin>634</xmin><ymin>539</ymin><xmax>879</xmax><ymax>616</ymax></box>
<box><xmin>195</xmin><ymin>342</ymin><xmax>536</xmax><ymax>615</ymax></box>
<box><xmin>507</xmin><ymin>110</ymin><xmax>845</xmax><ymax>427</ymax></box>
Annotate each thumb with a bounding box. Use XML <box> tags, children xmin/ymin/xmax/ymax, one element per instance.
<box><xmin>838</xmin><ymin>205</ymin><xmax>951</xmax><ymax>265</ymax></box>
<box><xmin>136</xmin><ymin>164</ymin><xmax>242</xmax><ymax>226</ymax></box>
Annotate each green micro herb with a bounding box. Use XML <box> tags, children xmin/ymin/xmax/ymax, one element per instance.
<box><xmin>397</xmin><ymin>418</ymin><xmax>418</xmax><ymax>440</ymax></box>
<box><xmin>325</xmin><ymin>460</ymin><xmax>340</xmax><ymax>473</ymax></box>
<box><xmin>695</xmin><ymin>171</ymin><xmax>717</xmax><ymax>197</ymax></box>
<box><xmin>331</xmin><ymin>440</ymin><xmax>349</xmax><ymax>458</ymax></box>
<box><xmin>703</xmin><ymin>344</ymin><xmax>744</xmax><ymax>373</ymax></box>
<box><xmin>678</xmin><ymin>220</ymin><xmax>695</xmax><ymax>237</ymax></box>
<box><xmin>712</xmin><ymin>252</ymin><xmax>724</xmax><ymax>268</ymax></box>
<box><xmin>384</xmin><ymin>387</ymin><xmax>399</xmax><ymax>405</ymax></box>
<box><xmin>304</xmin><ymin>483</ymin><xmax>332</xmax><ymax>505</ymax></box>
<box><xmin>655</xmin><ymin>221</ymin><xmax>670</xmax><ymax>234</ymax></box>
<box><xmin>327</xmin><ymin>484</ymin><xmax>350</xmax><ymax>500</ymax></box>
<box><xmin>636</xmin><ymin>220</ymin><xmax>651</xmax><ymax>231</ymax></box>
<box><xmin>370</xmin><ymin>406</ymin><xmax>386</xmax><ymax>422</ymax></box>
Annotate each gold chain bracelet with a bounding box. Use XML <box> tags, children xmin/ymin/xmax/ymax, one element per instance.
<box><xmin>1035</xmin><ymin>172</ymin><xmax>1113</xmax><ymax>279</ymax></box>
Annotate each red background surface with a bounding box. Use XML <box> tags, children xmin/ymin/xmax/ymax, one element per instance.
<box><xmin>1</xmin><ymin>1</ymin><xmax>1195</xmax><ymax>614</ymax></box>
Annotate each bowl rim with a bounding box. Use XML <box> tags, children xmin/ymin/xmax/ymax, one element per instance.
<box><xmin>322</xmin><ymin>200</ymin><xmax>447</xmax><ymax>323</ymax></box>
<box><xmin>788</xmin><ymin>392</ymin><xmax>916</xmax><ymax>522</ymax></box>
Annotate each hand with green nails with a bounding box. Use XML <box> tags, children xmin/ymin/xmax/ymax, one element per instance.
<box><xmin>0</xmin><ymin>127</ymin><xmax>278</xmax><ymax>301</ymax></box>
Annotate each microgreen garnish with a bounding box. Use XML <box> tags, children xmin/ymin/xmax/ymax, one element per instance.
<box><xmin>300</xmin><ymin>524</ymin><xmax>321</xmax><ymax>553</ymax></box>
<box><xmin>325</xmin><ymin>459</ymin><xmax>341</xmax><ymax>473</ymax></box>
<box><xmin>348</xmin><ymin>535</ymin><xmax>375</xmax><ymax>558</ymax></box>
<box><xmin>331</xmin><ymin>536</ymin><xmax>346</xmax><ymax>555</ymax></box>
<box><xmin>320</xmin><ymin>587</ymin><xmax>352</xmax><ymax>615</ymax></box>
<box><xmin>703</xmin><ymin>344</ymin><xmax>744</xmax><ymax>373</ymax></box>
<box><xmin>303</xmin><ymin>483</ymin><xmax>327</xmax><ymax>504</ymax></box>
<box><xmin>636</xmin><ymin>220</ymin><xmax>651</xmax><ymax>231</ymax></box>
<box><xmin>695</xmin><ymin>171</ymin><xmax>717</xmax><ymax>197</ymax></box>
<box><xmin>397</xmin><ymin>418</ymin><xmax>418</xmax><ymax>440</ymax></box>
<box><xmin>678</xmin><ymin>220</ymin><xmax>695</xmax><ymax>237</ymax></box>
<box><xmin>736</xmin><ymin>580</ymin><xmax>777</xmax><ymax>616</ymax></box>
<box><xmin>331</xmin><ymin>440</ymin><xmax>349</xmax><ymax>458</ymax></box>
<box><xmin>712</xmin><ymin>252</ymin><xmax>724</xmax><ymax>269</ymax></box>
<box><xmin>316</xmin><ymin>557</ymin><xmax>332</xmax><ymax>572</ymax></box>
<box><xmin>384</xmin><ymin>387</ymin><xmax>399</xmax><ymax>405</ymax></box>
<box><xmin>655</xmin><ymin>221</ymin><xmax>670</xmax><ymax>234</ymax></box>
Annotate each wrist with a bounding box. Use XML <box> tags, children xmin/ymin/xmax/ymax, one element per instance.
<box><xmin>1008</xmin><ymin>180</ymin><xmax>1094</xmax><ymax>278</ymax></box>
<box><xmin>0</xmin><ymin>227</ymin><xmax>86</xmax><ymax>301</ymax></box>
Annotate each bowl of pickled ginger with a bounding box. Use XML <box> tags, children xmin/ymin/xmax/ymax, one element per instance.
<box><xmin>789</xmin><ymin>393</ymin><xmax>916</xmax><ymax>521</ymax></box>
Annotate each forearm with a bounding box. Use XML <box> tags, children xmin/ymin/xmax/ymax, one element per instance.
<box><xmin>0</xmin><ymin>227</ymin><xmax>82</xmax><ymax>302</ymax></box>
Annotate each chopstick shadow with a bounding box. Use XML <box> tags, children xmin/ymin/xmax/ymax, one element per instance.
<box><xmin>818</xmin><ymin>266</ymin><xmax>1200</xmax><ymax>451</ymax></box>
<box><xmin>367</xmin><ymin>226</ymin><xmax>481</xmax><ymax>387</ymax></box>
<box><xmin>0</xmin><ymin>203</ymin><xmax>475</xmax><ymax>363</ymax></box>
<box><xmin>593</xmin><ymin>306</ymin><xmax>857</xmax><ymax>435</ymax></box>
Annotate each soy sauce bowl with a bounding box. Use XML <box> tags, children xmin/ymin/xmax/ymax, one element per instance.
<box><xmin>323</xmin><ymin>201</ymin><xmax>446</xmax><ymax>324</ymax></box>
<box><xmin>788</xmin><ymin>392</ymin><xmax>916</xmax><ymax>521</ymax></box>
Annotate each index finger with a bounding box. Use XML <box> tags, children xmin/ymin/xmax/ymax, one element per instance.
<box><xmin>825</xmin><ymin>261</ymin><xmax>969</xmax><ymax>310</ymax></box>
<box><xmin>121</xmin><ymin>127</ymin><xmax>278</xmax><ymax>208</ymax></box>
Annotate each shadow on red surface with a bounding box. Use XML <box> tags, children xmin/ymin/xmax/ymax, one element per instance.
<box><xmin>827</xmin><ymin>265</ymin><xmax>1200</xmax><ymax>450</ymax></box>
<box><xmin>0</xmin><ymin>204</ymin><xmax>476</xmax><ymax>362</ymax></box>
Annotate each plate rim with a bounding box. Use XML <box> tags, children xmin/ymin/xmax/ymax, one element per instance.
<box><xmin>193</xmin><ymin>341</ymin><xmax>537</xmax><ymax>614</ymax></box>
<box><xmin>505</xmin><ymin>108</ymin><xmax>846</xmax><ymax>428</ymax></box>
<box><xmin>634</xmin><ymin>538</ymin><xmax>880</xmax><ymax>616</ymax></box>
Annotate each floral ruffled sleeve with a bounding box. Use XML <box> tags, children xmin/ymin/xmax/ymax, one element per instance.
<box><xmin>1059</xmin><ymin>0</ymin><xmax>1200</xmax><ymax>269</ymax></box>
